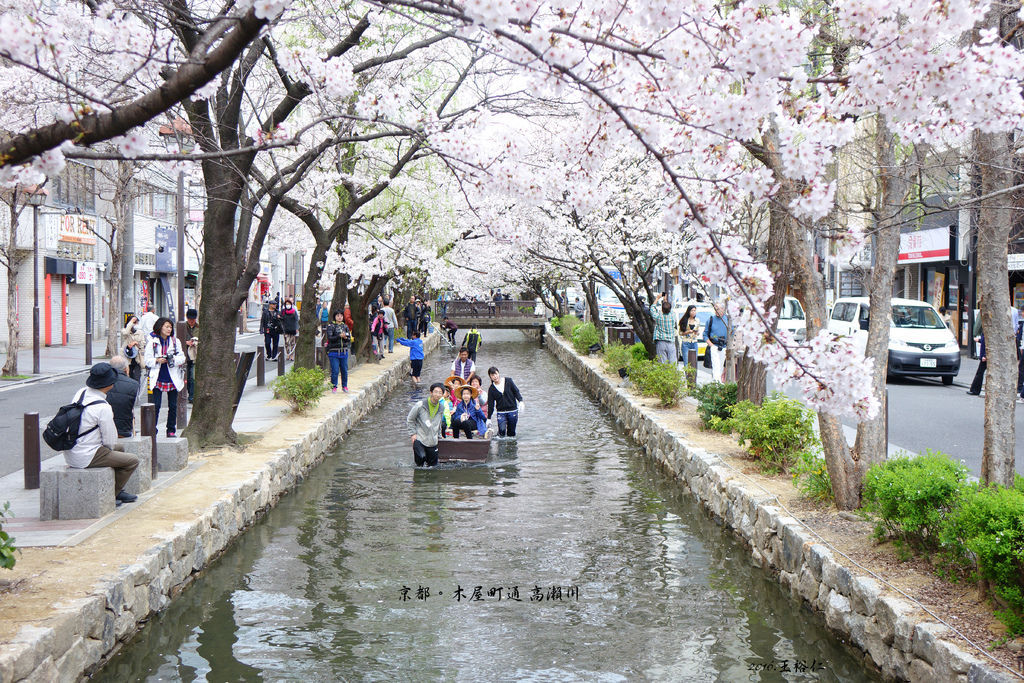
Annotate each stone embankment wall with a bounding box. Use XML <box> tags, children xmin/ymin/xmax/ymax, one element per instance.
<box><xmin>0</xmin><ymin>335</ymin><xmax>437</xmax><ymax>683</ymax></box>
<box><xmin>545</xmin><ymin>326</ymin><xmax>1017</xmax><ymax>683</ymax></box>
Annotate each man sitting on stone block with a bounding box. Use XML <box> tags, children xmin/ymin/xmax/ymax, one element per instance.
<box><xmin>68</xmin><ymin>363</ymin><xmax>140</xmax><ymax>506</ymax></box>
<box><xmin>107</xmin><ymin>355</ymin><xmax>139</xmax><ymax>438</ymax></box>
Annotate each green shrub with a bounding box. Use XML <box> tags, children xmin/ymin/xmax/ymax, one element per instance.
<box><xmin>0</xmin><ymin>502</ymin><xmax>17</xmax><ymax>570</ymax></box>
<box><xmin>692</xmin><ymin>382</ymin><xmax>738</xmax><ymax>432</ymax></box>
<box><xmin>727</xmin><ymin>395</ymin><xmax>819</xmax><ymax>474</ymax></box>
<box><xmin>272</xmin><ymin>366</ymin><xmax>328</xmax><ymax>413</ymax></box>
<box><xmin>602</xmin><ymin>343</ymin><xmax>633</xmax><ymax>375</ymax></box>
<box><xmin>550</xmin><ymin>315</ymin><xmax>561</xmax><ymax>331</ymax></box>
<box><xmin>559</xmin><ymin>315</ymin><xmax>582</xmax><ymax>339</ymax></box>
<box><xmin>792</xmin><ymin>451</ymin><xmax>833</xmax><ymax>503</ymax></box>
<box><xmin>631</xmin><ymin>360</ymin><xmax>685</xmax><ymax>406</ymax></box>
<box><xmin>861</xmin><ymin>451</ymin><xmax>968</xmax><ymax>552</ymax></box>
<box><xmin>942</xmin><ymin>484</ymin><xmax>1024</xmax><ymax>635</ymax></box>
<box><xmin>629</xmin><ymin>342</ymin><xmax>649</xmax><ymax>362</ymax></box>
<box><xmin>571</xmin><ymin>322</ymin><xmax>602</xmax><ymax>354</ymax></box>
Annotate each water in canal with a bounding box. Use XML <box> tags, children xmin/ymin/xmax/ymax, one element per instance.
<box><xmin>98</xmin><ymin>331</ymin><xmax>876</xmax><ymax>681</ymax></box>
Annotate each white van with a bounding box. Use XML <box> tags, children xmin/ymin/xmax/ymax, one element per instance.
<box><xmin>828</xmin><ymin>297</ymin><xmax>960</xmax><ymax>385</ymax></box>
<box><xmin>778</xmin><ymin>296</ymin><xmax>806</xmax><ymax>342</ymax></box>
<box><xmin>596</xmin><ymin>284</ymin><xmax>627</xmax><ymax>324</ymax></box>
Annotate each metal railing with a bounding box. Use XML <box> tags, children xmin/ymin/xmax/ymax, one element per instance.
<box><xmin>441</xmin><ymin>300</ymin><xmax>543</xmax><ymax>319</ymax></box>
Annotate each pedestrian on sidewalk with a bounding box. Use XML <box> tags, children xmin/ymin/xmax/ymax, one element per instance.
<box><xmin>383</xmin><ymin>297</ymin><xmax>399</xmax><ymax>353</ymax></box>
<box><xmin>403</xmin><ymin>299</ymin><xmax>417</xmax><ymax>338</ymax></box>
<box><xmin>678</xmin><ymin>305</ymin><xmax>700</xmax><ymax>367</ymax></box>
<box><xmin>324</xmin><ymin>310</ymin><xmax>351</xmax><ymax>393</ymax></box>
<box><xmin>650</xmin><ymin>292</ymin><xmax>678</xmax><ymax>364</ymax></box>
<box><xmin>370</xmin><ymin>309</ymin><xmax>388</xmax><ymax>360</ymax></box>
<box><xmin>704</xmin><ymin>302</ymin><xmax>730</xmax><ymax>383</ymax></box>
<box><xmin>261</xmin><ymin>301</ymin><xmax>281</xmax><ymax>361</ymax></box>
<box><xmin>139</xmin><ymin>310</ymin><xmax>158</xmax><ymax>337</ymax></box>
<box><xmin>144</xmin><ymin>317</ymin><xmax>186</xmax><ymax>437</ymax></box>
<box><xmin>122</xmin><ymin>316</ymin><xmax>145</xmax><ymax>383</ymax></box>
<box><xmin>398</xmin><ymin>330</ymin><xmax>425</xmax><ymax>384</ymax></box>
<box><xmin>408</xmin><ymin>382</ymin><xmax>446</xmax><ymax>467</ymax></box>
<box><xmin>66</xmin><ymin>363</ymin><xmax>140</xmax><ymax>506</ymax></box>
<box><xmin>280</xmin><ymin>299</ymin><xmax>299</xmax><ymax>361</ymax></box>
<box><xmin>969</xmin><ymin>332</ymin><xmax>987</xmax><ymax>396</ymax></box>
<box><xmin>185</xmin><ymin>309</ymin><xmax>199</xmax><ymax>404</ymax></box>
<box><xmin>107</xmin><ymin>356</ymin><xmax>139</xmax><ymax>438</ymax></box>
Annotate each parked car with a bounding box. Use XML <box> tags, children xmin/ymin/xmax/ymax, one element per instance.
<box><xmin>828</xmin><ymin>296</ymin><xmax>960</xmax><ymax>385</ymax></box>
<box><xmin>778</xmin><ymin>296</ymin><xmax>806</xmax><ymax>342</ymax></box>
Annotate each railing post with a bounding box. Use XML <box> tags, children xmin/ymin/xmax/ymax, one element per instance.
<box><xmin>688</xmin><ymin>349</ymin><xmax>698</xmax><ymax>389</ymax></box>
<box><xmin>257</xmin><ymin>348</ymin><xmax>266</xmax><ymax>386</ymax></box>
<box><xmin>141</xmin><ymin>403</ymin><xmax>157</xmax><ymax>479</ymax></box>
<box><xmin>24</xmin><ymin>412</ymin><xmax>40</xmax><ymax>490</ymax></box>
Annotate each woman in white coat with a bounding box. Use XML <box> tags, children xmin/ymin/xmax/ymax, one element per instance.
<box><xmin>144</xmin><ymin>317</ymin><xmax>186</xmax><ymax>436</ymax></box>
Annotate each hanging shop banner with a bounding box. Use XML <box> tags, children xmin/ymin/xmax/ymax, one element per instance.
<box><xmin>898</xmin><ymin>228</ymin><xmax>950</xmax><ymax>264</ymax></box>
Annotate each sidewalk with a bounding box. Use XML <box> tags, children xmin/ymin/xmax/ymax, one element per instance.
<box><xmin>0</xmin><ymin>338</ymin><xmax>325</xmax><ymax>546</ymax></box>
<box><xmin>0</xmin><ymin>340</ymin><xmax>110</xmax><ymax>388</ymax></box>
<box><xmin>0</xmin><ymin>332</ymin><xmax>267</xmax><ymax>389</ymax></box>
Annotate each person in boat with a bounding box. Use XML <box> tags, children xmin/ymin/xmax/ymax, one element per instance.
<box><xmin>451</xmin><ymin>346</ymin><xmax>475</xmax><ymax>381</ymax></box>
<box><xmin>451</xmin><ymin>385</ymin><xmax>487</xmax><ymax>439</ymax></box>
<box><xmin>444</xmin><ymin>374</ymin><xmax>466</xmax><ymax>403</ymax></box>
<box><xmin>408</xmin><ymin>382</ymin><xmax>447</xmax><ymax>467</ymax></box>
<box><xmin>467</xmin><ymin>374</ymin><xmax>487</xmax><ymax>418</ymax></box>
<box><xmin>438</xmin><ymin>389</ymin><xmax>456</xmax><ymax>438</ymax></box>
<box><xmin>485</xmin><ymin>366</ymin><xmax>524</xmax><ymax>437</ymax></box>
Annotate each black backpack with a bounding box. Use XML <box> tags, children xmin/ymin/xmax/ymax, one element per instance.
<box><xmin>43</xmin><ymin>397</ymin><xmax>106</xmax><ymax>450</ymax></box>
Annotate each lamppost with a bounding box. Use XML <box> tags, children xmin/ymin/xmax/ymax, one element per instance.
<box><xmin>27</xmin><ymin>188</ymin><xmax>47</xmax><ymax>375</ymax></box>
<box><xmin>160</xmin><ymin>119</ymin><xmax>193</xmax><ymax>428</ymax></box>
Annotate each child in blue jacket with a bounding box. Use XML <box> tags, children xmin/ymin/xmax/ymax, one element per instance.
<box><xmin>397</xmin><ymin>331</ymin><xmax>424</xmax><ymax>385</ymax></box>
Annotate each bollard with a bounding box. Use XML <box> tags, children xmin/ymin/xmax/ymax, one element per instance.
<box><xmin>257</xmin><ymin>348</ymin><xmax>266</xmax><ymax>386</ymax></box>
<box><xmin>141</xmin><ymin>403</ymin><xmax>157</xmax><ymax>479</ymax></box>
<box><xmin>24</xmin><ymin>412</ymin><xmax>40</xmax><ymax>490</ymax></box>
<box><xmin>687</xmin><ymin>349</ymin><xmax>698</xmax><ymax>389</ymax></box>
<box><xmin>278</xmin><ymin>353</ymin><xmax>286</xmax><ymax>377</ymax></box>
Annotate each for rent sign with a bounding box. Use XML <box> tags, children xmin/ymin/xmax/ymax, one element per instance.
<box><xmin>898</xmin><ymin>228</ymin><xmax>950</xmax><ymax>264</ymax></box>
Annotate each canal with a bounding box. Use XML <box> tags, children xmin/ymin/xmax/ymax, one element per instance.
<box><xmin>98</xmin><ymin>331</ymin><xmax>876</xmax><ymax>681</ymax></box>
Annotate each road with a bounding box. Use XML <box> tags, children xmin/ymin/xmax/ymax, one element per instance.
<box><xmin>764</xmin><ymin>354</ymin><xmax>1024</xmax><ymax>478</ymax></box>
<box><xmin>0</xmin><ymin>333</ymin><xmax>266</xmax><ymax>477</ymax></box>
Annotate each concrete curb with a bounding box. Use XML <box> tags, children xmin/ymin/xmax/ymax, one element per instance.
<box><xmin>0</xmin><ymin>334</ymin><xmax>440</xmax><ymax>683</ymax></box>
<box><xmin>544</xmin><ymin>325</ymin><xmax>1019</xmax><ymax>683</ymax></box>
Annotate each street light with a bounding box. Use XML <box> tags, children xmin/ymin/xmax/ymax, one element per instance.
<box><xmin>26</xmin><ymin>187</ymin><xmax>47</xmax><ymax>375</ymax></box>
<box><xmin>159</xmin><ymin>118</ymin><xmax>193</xmax><ymax>428</ymax></box>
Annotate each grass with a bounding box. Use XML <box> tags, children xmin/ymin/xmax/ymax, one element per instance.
<box><xmin>0</xmin><ymin>375</ymin><xmax>30</xmax><ymax>381</ymax></box>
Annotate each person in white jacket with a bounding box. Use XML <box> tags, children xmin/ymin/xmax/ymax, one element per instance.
<box><xmin>144</xmin><ymin>317</ymin><xmax>186</xmax><ymax>436</ymax></box>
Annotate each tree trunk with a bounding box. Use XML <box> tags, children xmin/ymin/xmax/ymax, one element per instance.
<box><xmin>294</xmin><ymin>242</ymin><xmax>329</xmax><ymax>369</ymax></box>
<box><xmin>104</xmin><ymin>164</ymin><xmax>132</xmax><ymax>358</ymax></box>
<box><xmin>584</xmin><ymin>279</ymin><xmax>602</xmax><ymax>331</ymax></box>
<box><xmin>975</xmin><ymin>129</ymin><xmax>1016</xmax><ymax>487</ymax></box>
<box><xmin>330</xmin><ymin>271</ymin><xmax>347</xmax><ymax>315</ymax></box>
<box><xmin>853</xmin><ymin>123</ymin><xmax>909</xmax><ymax>467</ymax></box>
<box><xmin>2</xmin><ymin>254</ymin><xmax>20</xmax><ymax>377</ymax></box>
<box><xmin>183</xmin><ymin>193</ymin><xmax>244</xmax><ymax>448</ymax></box>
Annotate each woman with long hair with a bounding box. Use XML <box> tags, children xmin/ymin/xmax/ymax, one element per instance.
<box><xmin>143</xmin><ymin>317</ymin><xmax>186</xmax><ymax>436</ymax></box>
<box><xmin>678</xmin><ymin>305</ymin><xmax>700</xmax><ymax>367</ymax></box>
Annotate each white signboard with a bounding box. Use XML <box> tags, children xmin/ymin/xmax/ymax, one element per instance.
<box><xmin>898</xmin><ymin>228</ymin><xmax>949</xmax><ymax>264</ymax></box>
<box><xmin>75</xmin><ymin>261</ymin><xmax>97</xmax><ymax>284</ymax></box>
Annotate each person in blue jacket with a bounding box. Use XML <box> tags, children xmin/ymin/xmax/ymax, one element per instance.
<box><xmin>397</xmin><ymin>330</ymin><xmax>425</xmax><ymax>385</ymax></box>
<box><xmin>451</xmin><ymin>385</ymin><xmax>487</xmax><ymax>438</ymax></box>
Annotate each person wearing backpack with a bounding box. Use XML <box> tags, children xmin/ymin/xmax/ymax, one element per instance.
<box><xmin>62</xmin><ymin>363</ymin><xmax>140</xmax><ymax>506</ymax></box>
<box><xmin>323</xmin><ymin>310</ymin><xmax>351</xmax><ymax>393</ymax></box>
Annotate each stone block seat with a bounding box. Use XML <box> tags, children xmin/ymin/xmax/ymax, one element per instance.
<box><xmin>39</xmin><ymin>460</ymin><xmax>115</xmax><ymax>521</ymax></box>
<box><xmin>120</xmin><ymin>434</ymin><xmax>189</xmax><ymax>473</ymax></box>
<box><xmin>116</xmin><ymin>436</ymin><xmax>153</xmax><ymax>496</ymax></box>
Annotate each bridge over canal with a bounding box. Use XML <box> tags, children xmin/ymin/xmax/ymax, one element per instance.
<box><xmin>438</xmin><ymin>299</ymin><xmax>547</xmax><ymax>329</ymax></box>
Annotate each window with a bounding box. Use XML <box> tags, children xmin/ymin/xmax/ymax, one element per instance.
<box><xmin>138</xmin><ymin>185</ymin><xmax>174</xmax><ymax>219</ymax></box>
<box><xmin>891</xmin><ymin>305</ymin><xmax>945</xmax><ymax>330</ymax></box>
<box><xmin>53</xmin><ymin>162</ymin><xmax>96</xmax><ymax>211</ymax></box>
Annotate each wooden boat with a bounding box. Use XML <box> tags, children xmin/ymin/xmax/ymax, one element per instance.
<box><xmin>437</xmin><ymin>437</ymin><xmax>492</xmax><ymax>462</ymax></box>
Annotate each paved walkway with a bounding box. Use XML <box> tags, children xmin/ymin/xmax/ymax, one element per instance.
<box><xmin>0</xmin><ymin>344</ymin><xmax>343</xmax><ymax>547</ymax></box>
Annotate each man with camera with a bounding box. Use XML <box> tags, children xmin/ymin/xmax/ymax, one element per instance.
<box><xmin>185</xmin><ymin>309</ymin><xmax>199</xmax><ymax>404</ymax></box>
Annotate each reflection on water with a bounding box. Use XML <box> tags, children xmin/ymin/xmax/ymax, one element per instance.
<box><xmin>98</xmin><ymin>331</ymin><xmax>877</xmax><ymax>682</ymax></box>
